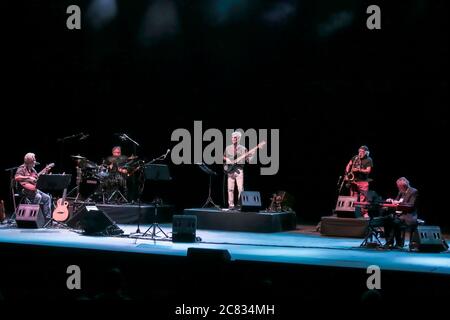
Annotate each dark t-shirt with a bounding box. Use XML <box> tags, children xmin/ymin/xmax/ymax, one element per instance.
<box><xmin>351</xmin><ymin>156</ymin><xmax>373</xmax><ymax>182</ymax></box>
<box><xmin>106</xmin><ymin>155</ymin><xmax>128</xmax><ymax>172</ymax></box>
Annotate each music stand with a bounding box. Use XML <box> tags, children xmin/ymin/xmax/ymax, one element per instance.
<box><xmin>140</xmin><ymin>164</ymin><xmax>171</xmax><ymax>239</ymax></box>
<box><xmin>197</xmin><ymin>163</ymin><xmax>220</xmax><ymax>209</ymax></box>
<box><xmin>37</xmin><ymin>174</ymin><xmax>72</xmax><ymax>193</ymax></box>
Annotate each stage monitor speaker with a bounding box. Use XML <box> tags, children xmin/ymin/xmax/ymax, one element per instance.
<box><xmin>412</xmin><ymin>226</ymin><xmax>448</xmax><ymax>252</ymax></box>
<box><xmin>172</xmin><ymin>215</ymin><xmax>197</xmax><ymax>242</ymax></box>
<box><xmin>240</xmin><ymin>191</ymin><xmax>261</xmax><ymax>212</ymax></box>
<box><xmin>15</xmin><ymin>204</ymin><xmax>46</xmax><ymax>228</ymax></box>
<box><xmin>334</xmin><ymin>196</ymin><xmax>361</xmax><ymax>218</ymax></box>
<box><xmin>66</xmin><ymin>205</ymin><xmax>123</xmax><ymax>236</ymax></box>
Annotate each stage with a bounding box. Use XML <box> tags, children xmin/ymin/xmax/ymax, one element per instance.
<box><xmin>1</xmin><ymin>222</ymin><xmax>449</xmax><ymax>274</ymax></box>
<box><xmin>1</xmin><ymin>220</ymin><xmax>449</xmax><ymax>307</ymax></box>
<box><xmin>183</xmin><ymin>208</ymin><xmax>297</xmax><ymax>232</ymax></box>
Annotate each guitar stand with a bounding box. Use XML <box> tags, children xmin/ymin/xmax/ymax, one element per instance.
<box><xmin>66</xmin><ymin>185</ymin><xmax>79</xmax><ymax>197</ymax></box>
<box><xmin>43</xmin><ymin>218</ymin><xmax>69</xmax><ymax>229</ymax></box>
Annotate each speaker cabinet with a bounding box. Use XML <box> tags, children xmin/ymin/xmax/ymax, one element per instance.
<box><xmin>15</xmin><ymin>204</ymin><xmax>46</xmax><ymax>228</ymax></box>
<box><xmin>411</xmin><ymin>226</ymin><xmax>448</xmax><ymax>252</ymax></box>
<box><xmin>172</xmin><ymin>215</ymin><xmax>197</xmax><ymax>242</ymax></box>
<box><xmin>240</xmin><ymin>191</ymin><xmax>261</xmax><ymax>212</ymax></box>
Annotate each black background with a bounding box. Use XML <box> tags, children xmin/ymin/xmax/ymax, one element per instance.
<box><xmin>1</xmin><ymin>0</ymin><xmax>448</xmax><ymax>229</ymax></box>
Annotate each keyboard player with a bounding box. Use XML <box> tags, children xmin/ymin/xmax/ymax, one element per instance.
<box><xmin>383</xmin><ymin>177</ymin><xmax>419</xmax><ymax>248</ymax></box>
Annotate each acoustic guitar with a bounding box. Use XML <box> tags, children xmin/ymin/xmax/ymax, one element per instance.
<box><xmin>53</xmin><ymin>188</ymin><xmax>69</xmax><ymax>222</ymax></box>
<box><xmin>223</xmin><ymin>141</ymin><xmax>266</xmax><ymax>174</ymax></box>
<box><xmin>20</xmin><ymin>163</ymin><xmax>55</xmax><ymax>191</ymax></box>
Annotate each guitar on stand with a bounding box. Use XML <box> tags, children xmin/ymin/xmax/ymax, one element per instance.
<box><xmin>223</xmin><ymin>141</ymin><xmax>266</xmax><ymax>174</ymax></box>
<box><xmin>52</xmin><ymin>188</ymin><xmax>69</xmax><ymax>222</ymax></box>
<box><xmin>20</xmin><ymin>163</ymin><xmax>55</xmax><ymax>191</ymax></box>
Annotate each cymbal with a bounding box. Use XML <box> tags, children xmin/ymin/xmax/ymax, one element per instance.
<box><xmin>84</xmin><ymin>161</ymin><xmax>97</xmax><ymax>169</ymax></box>
<box><xmin>128</xmin><ymin>155</ymin><xmax>138</xmax><ymax>160</ymax></box>
<box><xmin>71</xmin><ymin>155</ymin><xmax>86</xmax><ymax>160</ymax></box>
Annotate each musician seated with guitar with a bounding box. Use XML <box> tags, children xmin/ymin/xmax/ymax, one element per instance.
<box><xmin>14</xmin><ymin>153</ymin><xmax>53</xmax><ymax>219</ymax></box>
<box><xmin>223</xmin><ymin>131</ymin><xmax>258</xmax><ymax>209</ymax></box>
<box><xmin>383</xmin><ymin>177</ymin><xmax>418</xmax><ymax>249</ymax></box>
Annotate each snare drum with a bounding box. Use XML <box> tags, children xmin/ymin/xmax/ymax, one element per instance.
<box><xmin>96</xmin><ymin>164</ymin><xmax>110</xmax><ymax>179</ymax></box>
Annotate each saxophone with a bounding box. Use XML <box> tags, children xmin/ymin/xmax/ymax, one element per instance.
<box><xmin>346</xmin><ymin>156</ymin><xmax>361</xmax><ymax>183</ymax></box>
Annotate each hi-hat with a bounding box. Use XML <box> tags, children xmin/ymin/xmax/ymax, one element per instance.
<box><xmin>71</xmin><ymin>155</ymin><xmax>86</xmax><ymax>160</ymax></box>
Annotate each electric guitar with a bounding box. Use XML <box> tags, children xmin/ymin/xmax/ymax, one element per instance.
<box><xmin>224</xmin><ymin>141</ymin><xmax>266</xmax><ymax>174</ymax></box>
<box><xmin>20</xmin><ymin>163</ymin><xmax>55</xmax><ymax>191</ymax></box>
<box><xmin>53</xmin><ymin>188</ymin><xmax>69</xmax><ymax>222</ymax></box>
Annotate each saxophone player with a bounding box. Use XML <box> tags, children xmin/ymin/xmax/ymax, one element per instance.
<box><xmin>344</xmin><ymin>146</ymin><xmax>373</xmax><ymax>217</ymax></box>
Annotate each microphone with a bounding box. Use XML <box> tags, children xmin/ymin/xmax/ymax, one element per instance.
<box><xmin>35</xmin><ymin>161</ymin><xmax>41</xmax><ymax>165</ymax></box>
<box><xmin>79</xmin><ymin>133</ymin><xmax>90</xmax><ymax>141</ymax></box>
<box><xmin>163</xmin><ymin>149</ymin><xmax>171</xmax><ymax>159</ymax></box>
<box><xmin>115</xmin><ymin>133</ymin><xmax>127</xmax><ymax>141</ymax></box>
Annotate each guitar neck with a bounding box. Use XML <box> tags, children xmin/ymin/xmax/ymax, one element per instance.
<box><xmin>61</xmin><ymin>188</ymin><xmax>67</xmax><ymax>202</ymax></box>
<box><xmin>231</xmin><ymin>143</ymin><xmax>265</xmax><ymax>164</ymax></box>
<box><xmin>37</xmin><ymin>163</ymin><xmax>55</xmax><ymax>177</ymax></box>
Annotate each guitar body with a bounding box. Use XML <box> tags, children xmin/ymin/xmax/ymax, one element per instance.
<box><xmin>53</xmin><ymin>198</ymin><xmax>69</xmax><ymax>222</ymax></box>
<box><xmin>20</xmin><ymin>182</ymin><xmax>37</xmax><ymax>191</ymax></box>
<box><xmin>52</xmin><ymin>187</ymin><xmax>69</xmax><ymax>222</ymax></box>
<box><xmin>223</xmin><ymin>163</ymin><xmax>241</xmax><ymax>175</ymax></box>
<box><xmin>19</xmin><ymin>163</ymin><xmax>55</xmax><ymax>191</ymax></box>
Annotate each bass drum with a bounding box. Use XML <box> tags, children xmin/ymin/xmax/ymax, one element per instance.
<box><xmin>78</xmin><ymin>176</ymin><xmax>101</xmax><ymax>199</ymax></box>
<box><xmin>102</xmin><ymin>172</ymin><xmax>126</xmax><ymax>193</ymax></box>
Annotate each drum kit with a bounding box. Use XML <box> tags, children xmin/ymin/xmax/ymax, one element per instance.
<box><xmin>71</xmin><ymin>154</ymin><xmax>144</xmax><ymax>203</ymax></box>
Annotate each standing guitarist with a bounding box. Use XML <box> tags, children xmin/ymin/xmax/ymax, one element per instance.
<box><xmin>223</xmin><ymin>131</ymin><xmax>257</xmax><ymax>209</ymax></box>
<box><xmin>14</xmin><ymin>153</ymin><xmax>53</xmax><ymax>219</ymax></box>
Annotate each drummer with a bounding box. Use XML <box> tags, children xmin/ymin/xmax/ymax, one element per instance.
<box><xmin>104</xmin><ymin>146</ymin><xmax>129</xmax><ymax>200</ymax></box>
<box><xmin>105</xmin><ymin>146</ymin><xmax>129</xmax><ymax>175</ymax></box>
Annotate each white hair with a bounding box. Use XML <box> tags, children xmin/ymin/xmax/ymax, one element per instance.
<box><xmin>24</xmin><ymin>153</ymin><xmax>35</xmax><ymax>164</ymax></box>
<box><xmin>396</xmin><ymin>177</ymin><xmax>410</xmax><ymax>187</ymax></box>
<box><xmin>231</xmin><ymin>131</ymin><xmax>242</xmax><ymax>139</ymax></box>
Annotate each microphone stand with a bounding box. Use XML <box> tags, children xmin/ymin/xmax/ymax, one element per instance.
<box><xmin>121</xmin><ymin>134</ymin><xmax>139</xmax><ymax>157</ymax></box>
<box><xmin>4</xmin><ymin>165</ymin><xmax>21</xmax><ymax>220</ymax></box>
<box><xmin>56</xmin><ymin>133</ymin><xmax>84</xmax><ymax>173</ymax></box>
<box><xmin>131</xmin><ymin>150</ymin><xmax>169</xmax><ymax>238</ymax></box>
